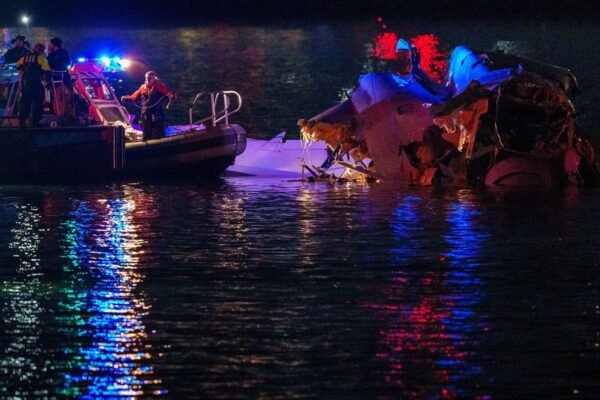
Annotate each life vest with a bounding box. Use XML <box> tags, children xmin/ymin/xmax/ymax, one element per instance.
<box><xmin>128</xmin><ymin>79</ymin><xmax>173</xmax><ymax>116</ymax></box>
<box><xmin>141</xmin><ymin>84</ymin><xmax>164</xmax><ymax>111</ymax></box>
<box><xmin>19</xmin><ymin>54</ymin><xmax>47</xmax><ymax>82</ymax></box>
<box><xmin>140</xmin><ymin>81</ymin><xmax>172</xmax><ymax>117</ymax></box>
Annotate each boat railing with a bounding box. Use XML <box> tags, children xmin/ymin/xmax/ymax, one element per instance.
<box><xmin>0</xmin><ymin>66</ymin><xmax>19</xmax><ymax>118</ymax></box>
<box><xmin>188</xmin><ymin>90</ymin><xmax>242</xmax><ymax>128</ymax></box>
<box><xmin>47</xmin><ymin>70</ymin><xmax>75</xmax><ymax>119</ymax></box>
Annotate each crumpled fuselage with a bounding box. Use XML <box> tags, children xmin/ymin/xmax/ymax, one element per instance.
<box><xmin>300</xmin><ymin>43</ymin><xmax>598</xmax><ymax>186</ymax></box>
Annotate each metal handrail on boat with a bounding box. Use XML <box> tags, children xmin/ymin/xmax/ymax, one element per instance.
<box><xmin>0</xmin><ymin>67</ymin><xmax>20</xmax><ymax>121</ymax></box>
<box><xmin>188</xmin><ymin>90</ymin><xmax>242</xmax><ymax>128</ymax></box>
<box><xmin>0</xmin><ymin>67</ymin><xmax>71</xmax><ymax>124</ymax></box>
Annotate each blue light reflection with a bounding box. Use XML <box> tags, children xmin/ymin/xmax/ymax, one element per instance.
<box><xmin>372</xmin><ymin>191</ymin><xmax>491</xmax><ymax>398</ymax></box>
<box><xmin>61</xmin><ymin>198</ymin><xmax>164</xmax><ymax>398</ymax></box>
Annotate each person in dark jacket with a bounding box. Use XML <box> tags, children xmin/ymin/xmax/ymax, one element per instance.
<box><xmin>16</xmin><ymin>43</ymin><xmax>51</xmax><ymax>128</ymax></box>
<box><xmin>47</xmin><ymin>37</ymin><xmax>71</xmax><ymax>72</ymax></box>
<box><xmin>47</xmin><ymin>37</ymin><xmax>73</xmax><ymax>115</ymax></box>
<box><xmin>3</xmin><ymin>34</ymin><xmax>30</xmax><ymax>64</ymax></box>
<box><xmin>121</xmin><ymin>71</ymin><xmax>176</xmax><ymax>140</ymax></box>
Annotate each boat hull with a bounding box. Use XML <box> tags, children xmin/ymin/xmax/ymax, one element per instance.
<box><xmin>124</xmin><ymin>124</ymin><xmax>246</xmax><ymax>179</ymax></box>
<box><xmin>0</xmin><ymin>124</ymin><xmax>247</xmax><ymax>183</ymax></box>
<box><xmin>0</xmin><ymin>125</ymin><xmax>124</xmax><ymax>183</ymax></box>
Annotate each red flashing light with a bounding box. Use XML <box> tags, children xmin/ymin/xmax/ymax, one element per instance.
<box><xmin>411</xmin><ymin>34</ymin><xmax>448</xmax><ymax>83</ymax></box>
<box><xmin>372</xmin><ymin>32</ymin><xmax>399</xmax><ymax>60</ymax></box>
<box><xmin>371</xmin><ymin>31</ymin><xmax>449</xmax><ymax>83</ymax></box>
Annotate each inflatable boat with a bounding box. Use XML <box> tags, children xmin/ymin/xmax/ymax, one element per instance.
<box><xmin>0</xmin><ymin>60</ymin><xmax>247</xmax><ymax>182</ymax></box>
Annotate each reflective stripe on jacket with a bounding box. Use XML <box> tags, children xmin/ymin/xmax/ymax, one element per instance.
<box><xmin>16</xmin><ymin>54</ymin><xmax>51</xmax><ymax>82</ymax></box>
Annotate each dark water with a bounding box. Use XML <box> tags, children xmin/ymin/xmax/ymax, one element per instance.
<box><xmin>1</xmin><ymin>181</ymin><xmax>599</xmax><ymax>398</ymax></box>
<box><xmin>1</xmin><ymin>18</ymin><xmax>600</xmax><ymax>399</ymax></box>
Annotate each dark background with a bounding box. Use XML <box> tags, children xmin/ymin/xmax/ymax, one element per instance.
<box><xmin>2</xmin><ymin>0</ymin><xmax>599</xmax><ymax>26</ymax></box>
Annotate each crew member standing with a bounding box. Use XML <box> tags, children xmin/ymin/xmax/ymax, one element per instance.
<box><xmin>16</xmin><ymin>43</ymin><xmax>51</xmax><ymax>128</ymax></box>
<box><xmin>121</xmin><ymin>71</ymin><xmax>176</xmax><ymax>140</ymax></box>
<box><xmin>47</xmin><ymin>37</ymin><xmax>71</xmax><ymax>72</ymax></box>
<box><xmin>3</xmin><ymin>34</ymin><xmax>30</xmax><ymax>64</ymax></box>
<box><xmin>47</xmin><ymin>37</ymin><xmax>72</xmax><ymax>115</ymax></box>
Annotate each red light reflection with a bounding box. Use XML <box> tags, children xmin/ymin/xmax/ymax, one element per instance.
<box><xmin>369</xmin><ymin>271</ymin><xmax>460</xmax><ymax>398</ymax></box>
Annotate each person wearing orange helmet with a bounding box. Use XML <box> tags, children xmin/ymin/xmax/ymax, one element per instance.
<box><xmin>16</xmin><ymin>43</ymin><xmax>51</xmax><ymax>128</ymax></box>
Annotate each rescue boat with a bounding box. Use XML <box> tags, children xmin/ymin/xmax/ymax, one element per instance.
<box><xmin>0</xmin><ymin>60</ymin><xmax>246</xmax><ymax>182</ymax></box>
<box><xmin>294</xmin><ymin>39</ymin><xmax>600</xmax><ymax>186</ymax></box>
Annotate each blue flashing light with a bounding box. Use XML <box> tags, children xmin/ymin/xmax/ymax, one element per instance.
<box><xmin>73</xmin><ymin>56</ymin><xmax>132</xmax><ymax>72</ymax></box>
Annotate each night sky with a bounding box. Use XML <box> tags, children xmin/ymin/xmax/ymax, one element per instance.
<box><xmin>2</xmin><ymin>0</ymin><xmax>598</xmax><ymax>26</ymax></box>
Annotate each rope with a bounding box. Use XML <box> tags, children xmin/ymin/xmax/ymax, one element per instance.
<box><xmin>126</xmin><ymin>94</ymin><xmax>170</xmax><ymax>110</ymax></box>
<box><xmin>301</xmin><ymin>134</ymin><xmax>314</xmax><ymax>174</ymax></box>
<box><xmin>493</xmin><ymin>85</ymin><xmax>505</xmax><ymax>147</ymax></box>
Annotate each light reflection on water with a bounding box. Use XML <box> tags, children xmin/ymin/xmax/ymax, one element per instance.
<box><xmin>0</xmin><ymin>191</ymin><xmax>163</xmax><ymax>398</ymax></box>
<box><xmin>370</xmin><ymin>189</ymin><xmax>489</xmax><ymax>399</ymax></box>
<box><xmin>0</xmin><ymin>180</ymin><xmax>598</xmax><ymax>399</ymax></box>
<box><xmin>1</xmin><ymin>205</ymin><xmax>45</xmax><ymax>397</ymax></box>
<box><xmin>60</xmin><ymin>197</ymin><xmax>163</xmax><ymax>397</ymax></box>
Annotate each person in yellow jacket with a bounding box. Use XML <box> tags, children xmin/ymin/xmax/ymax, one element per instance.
<box><xmin>16</xmin><ymin>43</ymin><xmax>50</xmax><ymax>128</ymax></box>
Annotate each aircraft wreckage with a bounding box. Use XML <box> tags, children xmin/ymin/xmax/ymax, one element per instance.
<box><xmin>296</xmin><ymin>39</ymin><xmax>599</xmax><ymax>186</ymax></box>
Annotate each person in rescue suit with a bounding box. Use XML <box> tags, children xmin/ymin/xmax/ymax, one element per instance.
<box><xmin>121</xmin><ymin>71</ymin><xmax>176</xmax><ymax>140</ymax></box>
<box><xmin>16</xmin><ymin>43</ymin><xmax>51</xmax><ymax>128</ymax></box>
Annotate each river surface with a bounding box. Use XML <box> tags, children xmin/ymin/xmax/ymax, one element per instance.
<box><xmin>1</xmin><ymin>17</ymin><xmax>599</xmax><ymax>399</ymax></box>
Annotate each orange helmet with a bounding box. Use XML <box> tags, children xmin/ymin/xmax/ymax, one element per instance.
<box><xmin>33</xmin><ymin>43</ymin><xmax>45</xmax><ymax>54</ymax></box>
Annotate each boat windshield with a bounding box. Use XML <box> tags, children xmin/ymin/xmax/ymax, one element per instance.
<box><xmin>99</xmin><ymin>106</ymin><xmax>127</xmax><ymax>124</ymax></box>
<box><xmin>81</xmin><ymin>78</ymin><xmax>114</xmax><ymax>100</ymax></box>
